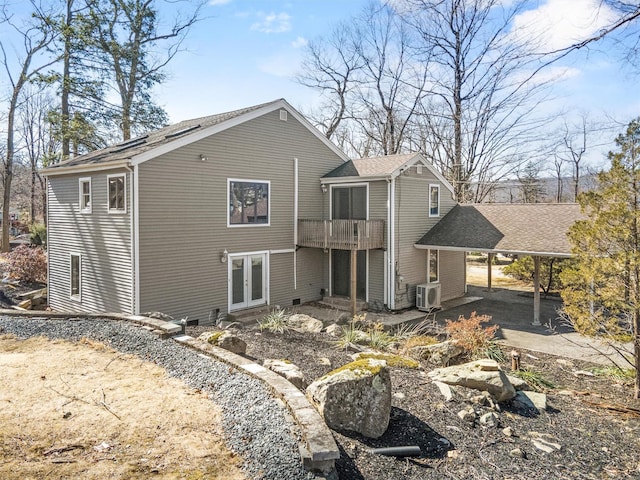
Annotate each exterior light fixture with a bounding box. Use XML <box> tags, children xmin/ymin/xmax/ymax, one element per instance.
<box><xmin>321</xmin><ymin>184</ymin><xmax>328</xmax><ymax>194</ymax></box>
<box><xmin>220</xmin><ymin>249</ymin><xmax>228</xmax><ymax>263</ymax></box>
<box><xmin>200</xmin><ymin>154</ymin><xmax>208</xmax><ymax>162</ymax></box>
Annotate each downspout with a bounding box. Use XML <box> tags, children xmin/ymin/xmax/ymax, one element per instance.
<box><xmin>294</xmin><ymin>158</ymin><xmax>298</xmax><ymax>290</ymax></box>
<box><xmin>389</xmin><ymin>175</ymin><xmax>396</xmax><ymax>310</ymax></box>
<box><xmin>126</xmin><ymin>165</ymin><xmax>138</xmax><ymax>315</ymax></box>
<box><xmin>46</xmin><ymin>177</ymin><xmax>50</xmax><ymax>307</ymax></box>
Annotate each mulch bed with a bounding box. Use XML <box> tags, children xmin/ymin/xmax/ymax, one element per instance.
<box><xmin>188</xmin><ymin>325</ymin><xmax>640</xmax><ymax>480</ymax></box>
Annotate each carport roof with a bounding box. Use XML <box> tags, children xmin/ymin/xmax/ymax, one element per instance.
<box><xmin>415</xmin><ymin>203</ymin><xmax>584</xmax><ymax>257</ymax></box>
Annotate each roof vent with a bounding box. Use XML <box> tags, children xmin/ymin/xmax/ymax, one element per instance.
<box><xmin>417</xmin><ymin>165</ymin><xmax>423</xmax><ymax>175</ymax></box>
<box><xmin>279</xmin><ymin>110</ymin><xmax>288</xmax><ymax>122</ymax></box>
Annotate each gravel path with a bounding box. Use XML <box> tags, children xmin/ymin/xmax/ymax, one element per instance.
<box><xmin>0</xmin><ymin>316</ymin><xmax>315</xmax><ymax>480</ymax></box>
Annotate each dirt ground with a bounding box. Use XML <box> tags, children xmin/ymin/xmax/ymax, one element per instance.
<box><xmin>0</xmin><ymin>335</ymin><xmax>246</xmax><ymax>480</ymax></box>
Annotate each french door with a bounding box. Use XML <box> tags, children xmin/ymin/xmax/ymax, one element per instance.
<box><xmin>229</xmin><ymin>252</ymin><xmax>267</xmax><ymax>311</ymax></box>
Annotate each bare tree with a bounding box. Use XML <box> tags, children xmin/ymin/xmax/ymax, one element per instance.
<box><xmin>0</xmin><ymin>2</ymin><xmax>60</xmax><ymax>251</ymax></box>
<box><xmin>18</xmin><ymin>89</ymin><xmax>56</xmax><ymax>222</ymax></box>
<box><xmin>399</xmin><ymin>0</ymin><xmax>554</xmax><ymax>202</ymax></box>
<box><xmin>297</xmin><ymin>22</ymin><xmax>364</xmax><ymax>143</ymax></box>
<box><xmin>297</xmin><ymin>1</ymin><xmax>428</xmax><ymax>157</ymax></box>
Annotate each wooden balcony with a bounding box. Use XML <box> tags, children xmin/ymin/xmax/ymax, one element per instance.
<box><xmin>297</xmin><ymin>219</ymin><xmax>385</xmax><ymax>250</ymax></box>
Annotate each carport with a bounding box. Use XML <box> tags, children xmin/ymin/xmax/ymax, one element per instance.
<box><xmin>415</xmin><ymin>203</ymin><xmax>584</xmax><ymax>325</ymax></box>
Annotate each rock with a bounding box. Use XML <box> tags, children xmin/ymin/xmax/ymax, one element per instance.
<box><xmin>199</xmin><ymin>331</ymin><xmax>247</xmax><ymax>354</ymax></box>
<box><xmin>514</xmin><ymin>391</ymin><xmax>547</xmax><ymax>412</ymax></box>
<box><xmin>217</xmin><ymin>332</ymin><xmax>247</xmax><ymax>354</ymax></box>
<box><xmin>510</xmin><ymin>448</ymin><xmax>525</xmax><ymax>458</ymax></box>
<box><xmin>318</xmin><ymin>357</ymin><xmax>332</xmax><ymax>366</ymax></box>
<box><xmin>502</xmin><ymin>426</ymin><xmax>514</xmax><ymax>437</ymax></box>
<box><xmin>529</xmin><ymin>432</ymin><xmax>561</xmax><ymax>453</ymax></box>
<box><xmin>393</xmin><ymin>392</ymin><xmax>406</xmax><ymax>400</ymax></box>
<box><xmin>336</xmin><ymin>312</ymin><xmax>352</xmax><ymax>325</ymax></box>
<box><xmin>469</xmin><ymin>391</ymin><xmax>500</xmax><ymax>411</ymax></box>
<box><xmin>506</xmin><ymin>374</ymin><xmax>532</xmax><ymax>391</ymax></box>
<box><xmin>428</xmin><ymin>359</ymin><xmax>516</xmax><ymax>402</ymax></box>
<box><xmin>433</xmin><ymin>381</ymin><xmax>454</xmax><ymax>401</ymax></box>
<box><xmin>409</xmin><ymin>340</ymin><xmax>464</xmax><ymax>365</ymax></box>
<box><xmin>263</xmin><ymin>359</ymin><xmax>307</xmax><ymax>389</ymax></box>
<box><xmin>142</xmin><ymin>311</ymin><xmax>174</xmax><ymax>321</ymax></box>
<box><xmin>325</xmin><ymin>323</ymin><xmax>342</xmax><ymax>337</ymax></box>
<box><xmin>573</xmin><ymin>370</ymin><xmax>595</xmax><ymax>377</ymax></box>
<box><xmin>351</xmin><ymin>352</ymin><xmax>420</xmax><ymax>369</ymax></box>
<box><xmin>307</xmin><ymin>359</ymin><xmax>391</xmax><ymax>438</ymax></box>
<box><xmin>457</xmin><ymin>407</ymin><xmax>476</xmax><ymax>424</ymax></box>
<box><xmin>287</xmin><ymin>314</ymin><xmax>324</xmax><ymax>333</ymax></box>
<box><xmin>479</xmin><ymin>411</ymin><xmax>500</xmax><ymax>428</ymax></box>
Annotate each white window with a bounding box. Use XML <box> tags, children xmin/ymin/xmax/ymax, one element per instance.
<box><xmin>107</xmin><ymin>174</ymin><xmax>126</xmax><ymax>213</ymax></box>
<box><xmin>428</xmin><ymin>249</ymin><xmax>439</xmax><ymax>283</ymax></box>
<box><xmin>79</xmin><ymin>177</ymin><xmax>92</xmax><ymax>213</ymax></box>
<box><xmin>429</xmin><ymin>184</ymin><xmax>440</xmax><ymax>217</ymax></box>
<box><xmin>70</xmin><ymin>254</ymin><xmax>81</xmax><ymax>300</ymax></box>
<box><xmin>228</xmin><ymin>179</ymin><xmax>270</xmax><ymax>226</ymax></box>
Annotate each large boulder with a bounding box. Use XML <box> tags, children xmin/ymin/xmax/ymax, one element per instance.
<box><xmin>307</xmin><ymin>359</ymin><xmax>391</xmax><ymax>438</ymax></box>
<box><xmin>264</xmin><ymin>359</ymin><xmax>307</xmax><ymax>389</ymax></box>
<box><xmin>287</xmin><ymin>314</ymin><xmax>324</xmax><ymax>333</ymax></box>
<box><xmin>428</xmin><ymin>359</ymin><xmax>516</xmax><ymax>402</ymax></box>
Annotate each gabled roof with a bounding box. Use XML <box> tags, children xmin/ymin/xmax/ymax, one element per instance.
<box><xmin>415</xmin><ymin>203</ymin><xmax>584</xmax><ymax>257</ymax></box>
<box><xmin>322</xmin><ymin>153</ymin><xmax>455</xmax><ymax>194</ymax></box>
<box><xmin>42</xmin><ymin>99</ymin><xmax>349</xmax><ymax>176</ymax></box>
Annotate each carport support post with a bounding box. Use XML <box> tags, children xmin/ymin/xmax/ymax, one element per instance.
<box><xmin>532</xmin><ymin>255</ymin><xmax>541</xmax><ymax>326</ymax></box>
<box><xmin>350</xmin><ymin>249</ymin><xmax>357</xmax><ymax>317</ymax></box>
<box><xmin>487</xmin><ymin>253</ymin><xmax>493</xmax><ymax>292</ymax></box>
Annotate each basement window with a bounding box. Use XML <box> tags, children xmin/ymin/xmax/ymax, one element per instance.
<box><xmin>70</xmin><ymin>254</ymin><xmax>81</xmax><ymax>300</ymax></box>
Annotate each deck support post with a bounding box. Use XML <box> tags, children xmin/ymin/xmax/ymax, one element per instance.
<box><xmin>350</xmin><ymin>249</ymin><xmax>357</xmax><ymax>317</ymax></box>
<box><xmin>532</xmin><ymin>255</ymin><xmax>541</xmax><ymax>326</ymax></box>
<box><xmin>487</xmin><ymin>253</ymin><xmax>493</xmax><ymax>293</ymax></box>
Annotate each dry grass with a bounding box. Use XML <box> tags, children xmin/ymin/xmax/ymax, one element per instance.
<box><xmin>0</xmin><ymin>335</ymin><xmax>246</xmax><ymax>480</ymax></box>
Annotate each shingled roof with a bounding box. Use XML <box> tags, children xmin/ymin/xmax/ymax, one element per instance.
<box><xmin>323</xmin><ymin>153</ymin><xmax>421</xmax><ymax>178</ymax></box>
<box><xmin>42</xmin><ymin>98</ymin><xmax>350</xmax><ymax>175</ymax></box>
<box><xmin>415</xmin><ymin>203</ymin><xmax>584</xmax><ymax>257</ymax></box>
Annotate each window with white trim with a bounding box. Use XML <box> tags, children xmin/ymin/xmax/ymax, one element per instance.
<box><xmin>70</xmin><ymin>254</ymin><xmax>81</xmax><ymax>300</ymax></box>
<box><xmin>228</xmin><ymin>180</ymin><xmax>270</xmax><ymax>226</ymax></box>
<box><xmin>79</xmin><ymin>177</ymin><xmax>92</xmax><ymax>213</ymax></box>
<box><xmin>108</xmin><ymin>174</ymin><xmax>126</xmax><ymax>213</ymax></box>
<box><xmin>428</xmin><ymin>249</ymin><xmax>439</xmax><ymax>283</ymax></box>
<box><xmin>429</xmin><ymin>184</ymin><xmax>440</xmax><ymax>217</ymax></box>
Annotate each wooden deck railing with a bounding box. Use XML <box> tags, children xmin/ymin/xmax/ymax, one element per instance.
<box><xmin>297</xmin><ymin>219</ymin><xmax>385</xmax><ymax>250</ymax></box>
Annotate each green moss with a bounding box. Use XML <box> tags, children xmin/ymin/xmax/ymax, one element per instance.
<box><xmin>206</xmin><ymin>331</ymin><xmax>224</xmax><ymax>345</ymax></box>
<box><xmin>356</xmin><ymin>352</ymin><xmax>420</xmax><ymax>369</ymax></box>
<box><xmin>324</xmin><ymin>359</ymin><xmax>384</xmax><ymax>379</ymax></box>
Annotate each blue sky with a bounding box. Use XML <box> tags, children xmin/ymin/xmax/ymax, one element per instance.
<box><xmin>156</xmin><ymin>0</ymin><xmax>639</xmax><ymax>134</ymax></box>
<box><xmin>0</xmin><ymin>0</ymin><xmax>638</xmax><ymax>168</ymax></box>
<box><xmin>156</xmin><ymin>0</ymin><xmax>371</xmax><ymax>121</ymax></box>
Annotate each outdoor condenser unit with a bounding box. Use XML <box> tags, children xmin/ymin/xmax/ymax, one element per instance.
<box><xmin>416</xmin><ymin>283</ymin><xmax>441</xmax><ymax>311</ymax></box>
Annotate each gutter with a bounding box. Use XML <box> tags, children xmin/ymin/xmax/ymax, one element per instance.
<box><xmin>41</xmin><ymin>160</ymin><xmax>131</xmax><ymax>177</ymax></box>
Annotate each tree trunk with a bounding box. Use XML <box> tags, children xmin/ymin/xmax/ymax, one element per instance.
<box><xmin>61</xmin><ymin>0</ymin><xmax>73</xmax><ymax>159</ymax></box>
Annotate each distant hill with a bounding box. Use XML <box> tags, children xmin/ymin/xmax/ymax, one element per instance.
<box><xmin>479</xmin><ymin>175</ymin><xmax>597</xmax><ymax>203</ymax></box>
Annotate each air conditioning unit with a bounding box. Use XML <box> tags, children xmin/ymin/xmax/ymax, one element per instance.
<box><xmin>416</xmin><ymin>283</ymin><xmax>441</xmax><ymax>311</ymax></box>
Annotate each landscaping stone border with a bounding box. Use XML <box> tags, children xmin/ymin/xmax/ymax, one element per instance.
<box><xmin>0</xmin><ymin>309</ymin><xmax>340</xmax><ymax>474</ymax></box>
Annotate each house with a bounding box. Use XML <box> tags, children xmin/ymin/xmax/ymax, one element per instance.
<box><xmin>42</xmin><ymin>99</ymin><xmax>464</xmax><ymax>323</ymax></box>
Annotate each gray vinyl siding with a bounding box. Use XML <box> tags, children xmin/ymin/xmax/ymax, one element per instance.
<box><xmin>393</xmin><ymin>169</ymin><xmax>457</xmax><ymax>309</ymax></box>
<box><xmin>439</xmin><ymin>250</ymin><xmax>466</xmax><ymax>301</ymax></box>
<box><xmin>47</xmin><ymin>170</ymin><xmax>133</xmax><ymax>313</ymax></box>
<box><xmin>368</xmin><ymin>180</ymin><xmax>387</xmax><ymax>307</ymax></box>
<box><xmin>137</xmin><ymin>109</ymin><xmax>343</xmax><ymax>321</ymax></box>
